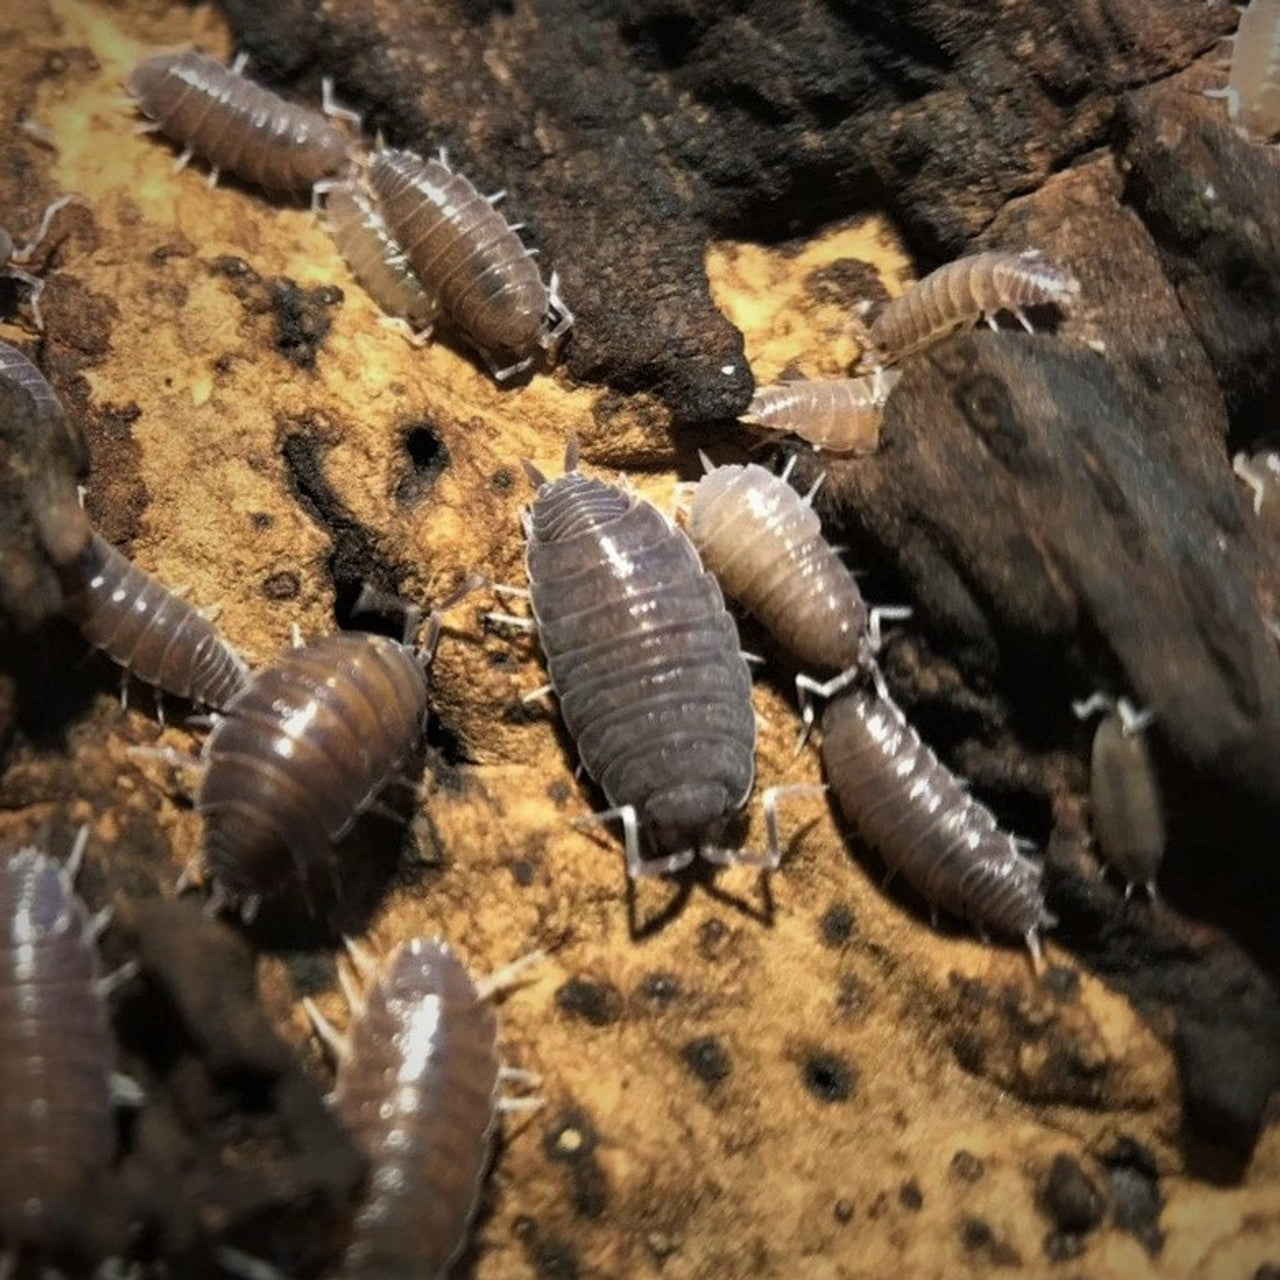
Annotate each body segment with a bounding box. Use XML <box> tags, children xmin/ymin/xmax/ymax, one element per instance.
<box><xmin>61</xmin><ymin>532</ymin><xmax>250</xmax><ymax>711</ymax></box>
<box><xmin>741</xmin><ymin>370</ymin><xmax>900</xmax><ymax>454</ymax></box>
<box><xmin>0</xmin><ymin>842</ymin><xmax>116</xmax><ymax>1245</ymax></box>
<box><xmin>1219</xmin><ymin>0</ymin><xmax>1280</xmax><ymax>138</ymax></box>
<box><xmin>367</xmin><ymin>148</ymin><xmax>572</xmax><ymax>379</ymax></box>
<box><xmin>128</xmin><ymin>51</ymin><xmax>353</xmax><ymax>191</ymax></box>
<box><xmin>822</xmin><ymin>684</ymin><xmax>1052</xmax><ymax>957</ymax></box>
<box><xmin>0</xmin><ymin>338</ymin><xmax>88</xmax><ymax>475</ymax></box>
<box><xmin>869</xmin><ymin>251</ymin><xmax>1079</xmax><ymax>363</ymax></box>
<box><xmin>523</xmin><ymin>449</ymin><xmax>756</xmax><ymax>876</ymax></box>
<box><xmin>198</xmin><ymin>632</ymin><xmax>430</xmax><ymax>905</ymax></box>
<box><xmin>330</xmin><ymin>940</ymin><xmax>501</xmax><ymax>1280</ymax></box>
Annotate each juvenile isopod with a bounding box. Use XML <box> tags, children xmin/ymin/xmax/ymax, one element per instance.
<box><xmin>821</xmin><ymin>682</ymin><xmax>1054</xmax><ymax>961</ymax></box>
<box><xmin>367</xmin><ymin>147</ymin><xmax>573</xmax><ymax>381</ymax></box>
<box><xmin>0</xmin><ymin>337</ymin><xmax>90</xmax><ymax>477</ymax></box>
<box><xmin>60</xmin><ymin>531</ymin><xmax>251</xmax><ymax>713</ymax></box>
<box><xmin>0</xmin><ymin>195</ymin><xmax>76</xmax><ymax>330</ymax></box>
<box><xmin>740</xmin><ymin>369</ymin><xmax>901</xmax><ymax>454</ymax></box>
<box><xmin>868</xmin><ymin>250</ymin><xmax>1080</xmax><ymax>364</ymax></box>
<box><xmin>1204</xmin><ymin>0</ymin><xmax>1280</xmax><ymax>139</ymax></box>
<box><xmin>127</xmin><ymin>50</ymin><xmax>357</xmax><ymax>192</ymax></box>
<box><xmin>493</xmin><ymin>439</ymin><xmax>807</xmax><ymax>877</ymax></box>
<box><xmin>1072</xmin><ymin>693</ymin><xmax>1165</xmax><ymax>899</ymax></box>
<box><xmin>319</xmin><ymin>177</ymin><xmax>438</xmax><ymax>336</ymax></box>
<box><xmin>0</xmin><ymin>830</ymin><xmax>134</xmax><ymax>1250</ymax></box>
<box><xmin>686</xmin><ymin>456</ymin><xmax>908</xmax><ymax>729</ymax></box>
<box><xmin>305</xmin><ymin>939</ymin><xmax>541</xmax><ymax>1280</ymax></box>
<box><xmin>197</xmin><ymin>628</ymin><xmax>434</xmax><ymax>912</ymax></box>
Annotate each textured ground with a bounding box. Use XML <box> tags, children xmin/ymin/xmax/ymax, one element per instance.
<box><xmin>0</xmin><ymin>0</ymin><xmax>1278</xmax><ymax>1277</ymax></box>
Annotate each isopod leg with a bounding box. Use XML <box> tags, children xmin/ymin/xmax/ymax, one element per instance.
<box><xmin>304</xmin><ymin>996</ymin><xmax>345</xmax><ymax>1060</ymax></box>
<box><xmin>378</xmin><ymin>315</ymin><xmax>434</xmax><ymax>346</ymax></box>
<box><xmin>11</xmin><ymin>193</ymin><xmax>76</xmax><ymax>264</ymax></box>
<box><xmin>489</xmin><ymin>352</ymin><xmax>535</xmax><ymax>383</ymax></box>
<box><xmin>475</xmin><ymin>947</ymin><xmax>546</xmax><ymax>1000</ymax></box>
<box><xmin>4</xmin><ymin>266</ymin><xmax>44</xmax><ymax>329</ymax></box>
<box><xmin>1115</xmin><ymin>698</ymin><xmax>1156</xmax><ymax>736</ymax></box>
<box><xmin>867</xmin><ymin>605</ymin><xmax>912</xmax><ymax>651</ymax></box>
<box><xmin>1232</xmin><ymin>452</ymin><xmax>1267</xmax><ymax>514</ymax></box>
<box><xmin>1071</xmin><ymin>691</ymin><xmax>1115</xmax><ymax>722</ymax></box>
<box><xmin>321</xmin><ymin>75</ymin><xmax>362</xmax><ymax>128</ymax></box>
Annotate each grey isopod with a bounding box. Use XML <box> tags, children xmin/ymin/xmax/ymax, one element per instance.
<box><xmin>868</xmin><ymin>250</ymin><xmax>1080</xmax><ymax>364</ymax></box>
<box><xmin>127</xmin><ymin>50</ymin><xmax>356</xmax><ymax>192</ymax></box>
<box><xmin>1072</xmin><ymin>694</ymin><xmax>1165</xmax><ymax>898</ymax></box>
<box><xmin>306</xmin><ymin>939</ymin><xmax>541</xmax><ymax>1280</ymax></box>
<box><xmin>366</xmin><ymin>147</ymin><xmax>573</xmax><ymax>381</ymax></box>
<box><xmin>501</xmin><ymin>438</ymin><xmax>787</xmax><ymax>877</ymax></box>
<box><xmin>60</xmin><ymin>531</ymin><xmax>251</xmax><ymax>713</ymax></box>
<box><xmin>197</xmin><ymin>629</ymin><xmax>433</xmax><ymax>912</ymax></box>
<box><xmin>0</xmin><ymin>337</ymin><xmax>90</xmax><ymax>478</ymax></box>
<box><xmin>740</xmin><ymin>369</ymin><xmax>901</xmax><ymax>454</ymax></box>
<box><xmin>1204</xmin><ymin>0</ymin><xmax>1280</xmax><ymax>139</ymax></box>
<box><xmin>686</xmin><ymin>457</ymin><xmax>907</xmax><ymax>728</ymax></box>
<box><xmin>1</xmin><ymin>195</ymin><xmax>76</xmax><ymax>331</ymax></box>
<box><xmin>0</xmin><ymin>830</ymin><xmax>124</xmax><ymax>1249</ymax></box>
<box><xmin>319</xmin><ymin>177</ymin><xmax>438</xmax><ymax>336</ymax></box>
<box><xmin>822</xmin><ymin>683</ymin><xmax>1053</xmax><ymax>961</ymax></box>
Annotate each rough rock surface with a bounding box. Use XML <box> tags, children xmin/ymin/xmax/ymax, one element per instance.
<box><xmin>0</xmin><ymin>0</ymin><xmax>1278</xmax><ymax>1277</ymax></box>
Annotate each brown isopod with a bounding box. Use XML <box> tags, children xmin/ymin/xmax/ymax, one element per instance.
<box><xmin>127</xmin><ymin>50</ymin><xmax>358</xmax><ymax>192</ymax></box>
<box><xmin>0</xmin><ymin>829</ymin><xmax>138</xmax><ymax>1252</ymax></box>
<box><xmin>0</xmin><ymin>195</ymin><xmax>76</xmax><ymax>331</ymax></box>
<box><xmin>60</xmin><ymin>531</ymin><xmax>251</xmax><ymax>713</ymax></box>
<box><xmin>868</xmin><ymin>250</ymin><xmax>1080</xmax><ymax>364</ymax></box>
<box><xmin>1205</xmin><ymin>0</ymin><xmax>1280</xmax><ymax>139</ymax></box>
<box><xmin>686</xmin><ymin>456</ymin><xmax>909</xmax><ymax>732</ymax></box>
<box><xmin>305</xmin><ymin>938</ymin><xmax>542</xmax><ymax>1280</ymax></box>
<box><xmin>196</xmin><ymin>627</ymin><xmax>437</xmax><ymax>914</ymax></box>
<box><xmin>318</xmin><ymin>176</ymin><xmax>438</xmax><ymax>337</ymax></box>
<box><xmin>822</xmin><ymin>681</ymin><xmax>1054</xmax><ymax>962</ymax></box>
<box><xmin>366</xmin><ymin>147</ymin><xmax>573</xmax><ymax>381</ymax></box>
<box><xmin>1072</xmin><ymin>694</ymin><xmax>1165</xmax><ymax>899</ymax></box>
<box><xmin>739</xmin><ymin>368</ymin><xmax>901</xmax><ymax>454</ymax></box>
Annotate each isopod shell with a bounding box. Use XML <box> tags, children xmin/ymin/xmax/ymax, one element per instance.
<box><xmin>1223</xmin><ymin>0</ymin><xmax>1280</xmax><ymax>138</ymax></box>
<box><xmin>198</xmin><ymin>632</ymin><xmax>430</xmax><ymax>906</ymax></box>
<box><xmin>60</xmin><ymin>531</ymin><xmax>251</xmax><ymax>711</ymax></box>
<box><xmin>741</xmin><ymin>370</ymin><xmax>901</xmax><ymax>454</ymax></box>
<box><xmin>821</xmin><ymin>684</ymin><xmax>1052</xmax><ymax>956</ymax></box>
<box><xmin>0</xmin><ymin>337</ymin><xmax>90</xmax><ymax>488</ymax></box>
<box><xmin>0</xmin><ymin>844</ymin><xmax>115</xmax><ymax>1244</ymax></box>
<box><xmin>868</xmin><ymin>250</ymin><xmax>1080</xmax><ymax>364</ymax></box>
<box><xmin>687</xmin><ymin>461</ymin><xmax>868</xmax><ymax>674</ymax></box>
<box><xmin>321</xmin><ymin>177</ymin><xmax>438</xmax><ymax>331</ymax></box>
<box><xmin>331</xmin><ymin>939</ymin><xmax>500</xmax><ymax>1280</ymax></box>
<box><xmin>523</xmin><ymin>448</ymin><xmax>757</xmax><ymax>875</ymax></box>
<box><xmin>367</xmin><ymin>148</ymin><xmax>571</xmax><ymax>378</ymax></box>
<box><xmin>128</xmin><ymin>51</ymin><xmax>353</xmax><ymax>192</ymax></box>
<box><xmin>1088</xmin><ymin>711</ymin><xmax>1165</xmax><ymax>896</ymax></box>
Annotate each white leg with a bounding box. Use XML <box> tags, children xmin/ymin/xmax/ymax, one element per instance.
<box><xmin>1071</xmin><ymin>691</ymin><xmax>1115</xmax><ymax>721</ymax></box>
<box><xmin>542</xmin><ymin>271</ymin><xmax>574</xmax><ymax>351</ymax></box>
<box><xmin>498</xmin><ymin>1096</ymin><xmax>545</xmax><ymax>1114</ymax></box>
<box><xmin>801</xmin><ymin>472</ymin><xmax>825</xmax><ymax>505</ymax></box>
<box><xmin>475</xmin><ymin>947</ymin><xmax>545</xmax><ymax>1001</ymax></box>
<box><xmin>12</xmin><ymin>193</ymin><xmax>75</xmax><ymax>263</ymax></box>
<box><xmin>230</xmin><ymin>50</ymin><xmax>249</xmax><ymax>75</ymax></box>
<box><xmin>491</xmin><ymin>583</ymin><xmax>532</xmax><ymax>599</ymax></box>
<box><xmin>521</xmin><ymin>683</ymin><xmax>555</xmax><ymax>704</ymax></box>
<box><xmin>1024</xmin><ymin>927</ymin><xmax>1045</xmax><ymax>972</ymax></box>
<box><xmin>290</xmin><ymin>622</ymin><xmax>304</xmax><ymax>649</ymax></box>
<box><xmin>490</xmin><ymin>352</ymin><xmax>535</xmax><ymax>383</ymax></box>
<box><xmin>436</xmin><ymin>146</ymin><xmax>450</xmax><ymax>169</ymax></box>
<box><xmin>378</xmin><ymin>314</ymin><xmax>434</xmax><ymax>346</ymax></box>
<box><xmin>740</xmin><ymin>650</ymin><xmax>765</xmax><ymax>666</ymax></box>
<box><xmin>867</xmin><ymin>605</ymin><xmax>911</xmax><ymax>651</ymax></box>
<box><xmin>173</xmin><ymin>145</ymin><xmax>194</xmax><ymax>173</ymax></box>
<box><xmin>1116</xmin><ymin>698</ymin><xmax>1156</xmax><ymax>735</ymax></box>
<box><xmin>64</xmin><ymin>822</ymin><xmax>90</xmax><ymax>883</ymax></box>
<box><xmin>5</xmin><ymin>267</ymin><xmax>44</xmax><ymax>329</ymax></box>
<box><xmin>697</xmin><ymin>449</ymin><xmax>715</xmax><ymax>475</ymax></box>
<box><xmin>206</xmin><ymin>166</ymin><xmax>220</xmax><ymax>189</ymax></box>
<box><xmin>984</xmin><ymin>313</ymin><xmax>1000</xmax><ymax>332</ymax></box>
<box><xmin>795</xmin><ymin>664</ymin><xmax>865</xmax><ymax>745</ymax></box>
<box><xmin>1232</xmin><ymin>453</ymin><xmax>1266</xmax><ymax>515</ymax></box>
<box><xmin>110</xmin><ymin>1072</ymin><xmax>146</xmax><ymax>1107</ymax></box>
<box><xmin>342</xmin><ymin>934</ymin><xmax>378</xmax><ymax>980</ymax></box>
<box><xmin>321</xmin><ymin>76</ymin><xmax>362</xmax><ymax>126</ymax></box>
<box><xmin>304</xmin><ymin>997</ymin><xmax>345</xmax><ymax>1059</ymax></box>
<box><xmin>499</xmin><ymin>1065</ymin><xmax>543</xmax><ymax>1086</ymax></box>
<box><xmin>96</xmin><ymin>960</ymin><xmax>139</xmax><ymax>998</ymax></box>
<box><xmin>486</xmin><ymin>189</ymin><xmax>507</xmax><ymax>205</ymax></box>
<box><xmin>1013</xmin><ymin>308</ymin><xmax>1034</xmax><ymax>334</ymax></box>
<box><xmin>484</xmin><ymin>610</ymin><xmax>537</xmax><ymax>631</ymax></box>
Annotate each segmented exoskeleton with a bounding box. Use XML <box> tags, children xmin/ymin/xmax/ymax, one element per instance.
<box><xmin>60</xmin><ymin>531</ymin><xmax>250</xmax><ymax>712</ymax></box>
<box><xmin>822</xmin><ymin>682</ymin><xmax>1053</xmax><ymax>961</ymax></box>
<box><xmin>740</xmin><ymin>369</ymin><xmax>901</xmax><ymax>454</ymax></box>
<box><xmin>128</xmin><ymin>50</ymin><xmax>356</xmax><ymax>192</ymax></box>
<box><xmin>868</xmin><ymin>250</ymin><xmax>1080</xmax><ymax>364</ymax></box>
<box><xmin>306</xmin><ymin>939</ymin><xmax>541</xmax><ymax>1280</ymax></box>
<box><xmin>1073</xmin><ymin>693</ymin><xmax>1164</xmax><ymax>899</ymax></box>
<box><xmin>367</xmin><ymin>147</ymin><xmax>573</xmax><ymax>381</ymax></box>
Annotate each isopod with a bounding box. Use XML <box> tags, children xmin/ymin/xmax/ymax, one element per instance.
<box><xmin>686</xmin><ymin>456</ymin><xmax>908</xmax><ymax>728</ymax></box>
<box><xmin>197</xmin><ymin>629</ymin><xmax>433</xmax><ymax>910</ymax></box>
<box><xmin>0</xmin><ymin>337</ymin><xmax>90</xmax><ymax>478</ymax></box>
<box><xmin>306</xmin><ymin>939</ymin><xmax>541</xmax><ymax>1280</ymax></box>
<box><xmin>366</xmin><ymin>147</ymin><xmax>573</xmax><ymax>381</ymax></box>
<box><xmin>821</xmin><ymin>682</ymin><xmax>1054</xmax><ymax>961</ymax></box>
<box><xmin>319</xmin><ymin>177</ymin><xmax>438</xmax><ymax>336</ymax></box>
<box><xmin>60</xmin><ymin>531</ymin><xmax>251</xmax><ymax>712</ymax></box>
<box><xmin>868</xmin><ymin>250</ymin><xmax>1080</xmax><ymax>364</ymax></box>
<box><xmin>1232</xmin><ymin>449</ymin><xmax>1280</xmax><ymax>541</ymax></box>
<box><xmin>1072</xmin><ymin>693</ymin><xmax>1164</xmax><ymax>899</ymax></box>
<box><xmin>1205</xmin><ymin>0</ymin><xmax>1280</xmax><ymax>139</ymax></box>
<box><xmin>740</xmin><ymin>369</ymin><xmax>901</xmax><ymax>454</ymax></box>
<box><xmin>127</xmin><ymin>50</ymin><xmax>356</xmax><ymax>192</ymax></box>
<box><xmin>0</xmin><ymin>195</ymin><xmax>76</xmax><ymax>330</ymax></box>
<box><xmin>504</xmin><ymin>439</ymin><xmax>796</xmax><ymax>877</ymax></box>
<box><xmin>0</xmin><ymin>830</ymin><xmax>127</xmax><ymax>1249</ymax></box>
